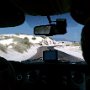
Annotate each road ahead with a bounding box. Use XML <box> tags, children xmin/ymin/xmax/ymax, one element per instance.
<box><xmin>57</xmin><ymin>50</ymin><xmax>84</xmax><ymax>62</ymax></box>
<box><xmin>31</xmin><ymin>46</ymin><xmax>84</xmax><ymax>62</ymax></box>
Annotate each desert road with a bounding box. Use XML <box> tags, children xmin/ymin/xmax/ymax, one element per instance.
<box><xmin>30</xmin><ymin>46</ymin><xmax>84</xmax><ymax>62</ymax></box>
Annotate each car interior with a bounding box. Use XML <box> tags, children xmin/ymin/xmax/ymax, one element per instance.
<box><xmin>0</xmin><ymin>0</ymin><xmax>90</xmax><ymax>90</ymax></box>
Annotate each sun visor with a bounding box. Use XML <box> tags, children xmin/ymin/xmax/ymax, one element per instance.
<box><xmin>11</xmin><ymin>0</ymin><xmax>71</xmax><ymax>16</ymax></box>
<box><xmin>70</xmin><ymin>0</ymin><xmax>90</xmax><ymax>25</ymax></box>
<box><xmin>0</xmin><ymin>0</ymin><xmax>25</xmax><ymax>27</ymax></box>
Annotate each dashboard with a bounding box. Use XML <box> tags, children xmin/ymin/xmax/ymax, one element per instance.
<box><xmin>9</xmin><ymin>60</ymin><xmax>89</xmax><ymax>90</ymax></box>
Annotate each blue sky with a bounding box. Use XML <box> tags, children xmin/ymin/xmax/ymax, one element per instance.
<box><xmin>0</xmin><ymin>13</ymin><xmax>84</xmax><ymax>41</ymax></box>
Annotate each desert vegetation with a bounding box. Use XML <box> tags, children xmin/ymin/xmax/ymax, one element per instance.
<box><xmin>12</xmin><ymin>37</ymin><xmax>33</xmax><ymax>53</ymax></box>
<box><xmin>0</xmin><ymin>35</ymin><xmax>34</xmax><ymax>53</ymax></box>
<box><xmin>0</xmin><ymin>43</ymin><xmax>7</xmax><ymax>53</ymax></box>
<box><xmin>71</xmin><ymin>42</ymin><xmax>80</xmax><ymax>46</ymax></box>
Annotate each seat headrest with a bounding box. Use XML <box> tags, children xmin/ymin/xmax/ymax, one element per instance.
<box><xmin>81</xmin><ymin>19</ymin><xmax>90</xmax><ymax>64</ymax></box>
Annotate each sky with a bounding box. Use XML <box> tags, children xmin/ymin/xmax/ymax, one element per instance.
<box><xmin>0</xmin><ymin>13</ymin><xmax>84</xmax><ymax>42</ymax></box>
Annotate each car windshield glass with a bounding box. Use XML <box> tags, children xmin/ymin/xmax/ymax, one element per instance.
<box><xmin>0</xmin><ymin>13</ymin><xmax>84</xmax><ymax>62</ymax></box>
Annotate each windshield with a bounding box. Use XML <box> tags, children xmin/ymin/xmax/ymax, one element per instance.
<box><xmin>0</xmin><ymin>13</ymin><xmax>84</xmax><ymax>62</ymax></box>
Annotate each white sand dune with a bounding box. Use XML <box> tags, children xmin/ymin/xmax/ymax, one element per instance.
<box><xmin>0</xmin><ymin>34</ymin><xmax>83</xmax><ymax>62</ymax></box>
<box><xmin>54</xmin><ymin>46</ymin><xmax>84</xmax><ymax>60</ymax></box>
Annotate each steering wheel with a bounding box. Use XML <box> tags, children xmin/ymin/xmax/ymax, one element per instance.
<box><xmin>0</xmin><ymin>57</ymin><xmax>16</xmax><ymax>90</ymax></box>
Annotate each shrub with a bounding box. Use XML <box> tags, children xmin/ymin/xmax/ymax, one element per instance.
<box><xmin>0</xmin><ymin>43</ymin><xmax>7</xmax><ymax>53</ymax></box>
<box><xmin>32</xmin><ymin>36</ymin><xmax>36</xmax><ymax>40</ymax></box>
<box><xmin>12</xmin><ymin>42</ymin><xmax>32</xmax><ymax>53</ymax></box>
<box><xmin>71</xmin><ymin>42</ymin><xmax>80</xmax><ymax>46</ymax></box>
<box><xmin>12</xmin><ymin>43</ymin><xmax>27</xmax><ymax>53</ymax></box>
<box><xmin>23</xmin><ymin>37</ymin><xmax>30</xmax><ymax>44</ymax></box>
<box><xmin>13</xmin><ymin>36</ymin><xmax>23</xmax><ymax>43</ymax></box>
<box><xmin>4</xmin><ymin>36</ymin><xmax>11</xmax><ymax>39</ymax></box>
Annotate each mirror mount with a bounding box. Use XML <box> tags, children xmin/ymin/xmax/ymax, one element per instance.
<box><xmin>47</xmin><ymin>16</ymin><xmax>52</xmax><ymax>24</ymax></box>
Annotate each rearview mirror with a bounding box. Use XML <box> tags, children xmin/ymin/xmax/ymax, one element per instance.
<box><xmin>34</xmin><ymin>24</ymin><xmax>56</xmax><ymax>36</ymax></box>
<box><xmin>34</xmin><ymin>19</ymin><xmax>67</xmax><ymax>36</ymax></box>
